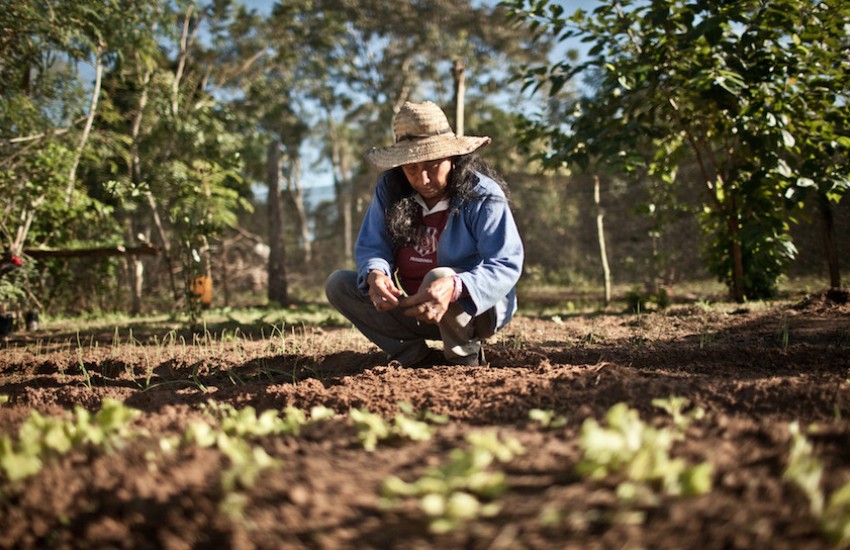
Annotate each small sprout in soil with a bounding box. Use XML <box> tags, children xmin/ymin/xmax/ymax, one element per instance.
<box><xmin>201</xmin><ymin>401</ymin><xmax>315</xmax><ymax>438</ymax></box>
<box><xmin>185</xmin><ymin>421</ymin><xmax>218</xmax><ymax>448</ymax></box>
<box><xmin>776</xmin><ymin>315</ymin><xmax>791</xmax><ymax>349</ymax></box>
<box><xmin>349</xmin><ymin>408</ymin><xmax>391</xmax><ymax>452</ymax></box>
<box><xmin>217</xmin><ymin>433</ymin><xmax>280</xmax><ymax>491</ymax></box>
<box><xmin>822</xmin><ymin>484</ymin><xmax>850</xmax><ymax>548</ymax></box>
<box><xmin>0</xmin><ymin>399</ymin><xmax>140</xmax><ymax>485</ymax></box>
<box><xmin>583</xmin><ymin>331</ymin><xmax>599</xmax><ymax>345</ymax></box>
<box><xmin>349</xmin><ymin>406</ymin><xmax>436</xmax><ymax>451</ymax></box>
<box><xmin>652</xmin><ymin>396</ymin><xmax>706</xmax><ymax>431</ymax></box>
<box><xmin>309</xmin><ymin>405</ymin><xmax>336</xmax><ymax>422</ymax></box>
<box><xmin>783</xmin><ymin>421</ymin><xmax>850</xmax><ymax>547</ymax></box>
<box><xmin>529</xmin><ymin>408</ymin><xmax>568</xmax><ymax>429</ymax></box>
<box><xmin>397</xmin><ymin>401</ymin><xmax>449</xmax><ymax>425</ymax></box>
<box><xmin>182</xmin><ymin>403</ymin><xmax>308</xmax><ymax>494</ymax></box>
<box><xmin>381</xmin><ymin>430</ymin><xmax>522</xmax><ymax>533</ymax></box>
<box><xmin>577</xmin><ymin>402</ymin><xmax>713</xmax><ymax>504</ymax></box>
<box><xmin>784</xmin><ymin>421</ymin><xmax>825</xmax><ymax>516</ymax></box>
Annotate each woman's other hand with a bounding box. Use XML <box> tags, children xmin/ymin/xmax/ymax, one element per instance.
<box><xmin>367</xmin><ymin>270</ymin><xmax>404</xmax><ymax>311</ymax></box>
<box><xmin>399</xmin><ymin>275</ymin><xmax>454</xmax><ymax>324</ymax></box>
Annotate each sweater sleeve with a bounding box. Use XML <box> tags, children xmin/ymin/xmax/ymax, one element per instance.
<box><xmin>455</xmin><ymin>194</ymin><xmax>524</xmax><ymax>317</ymax></box>
<box><xmin>354</xmin><ymin>177</ymin><xmax>395</xmax><ymax>294</ymax></box>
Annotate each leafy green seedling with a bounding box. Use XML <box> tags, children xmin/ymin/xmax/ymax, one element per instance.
<box><xmin>381</xmin><ymin>430</ymin><xmax>523</xmax><ymax>533</ymax></box>
<box><xmin>784</xmin><ymin>421</ymin><xmax>825</xmax><ymax>516</ymax></box>
<box><xmin>350</xmin><ymin>405</ymin><xmax>439</xmax><ymax>452</ymax></box>
<box><xmin>397</xmin><ymin>401</ymin><xmax>449</xmax><ymax>424</ymax></box>
<box><xmin>349</xmin><ymin>408</ymin><xmax>392</xmax><ymax>452</ymax></box>
<box><xmin>782</xmin><ymin>421</ymin><xmax>850</xmax><ymax>547</ymax></box>
<box><xmin>202</xmin><ymin>401</ymin><xmax>313</xmax><ymax>438</ymax></box>
<box><xmin>652</xmin><ymin>396</ymin><xmax>706</xmax><ymax>431</ymax></box>
<box><xmin>822</xmin><ymin>483</ymin><xmax>850</xmax><ymax>547</ymax></box>
<box><xmin>309</xmin><ymin>405</ymin><xmax>336</xmax><ymax>422</ymax></box>
<box><xmin>0</xmin><ymin>399</ymin><xmax>140</xmax><ymax>485</ymax></box>
<box><xmin>216</xmin><ymin>433</ymin><xmax>280</xmax><ymax>491</ymax></box>
<box><xmin>577</xmin><ymin>402</ymin><xmax>712</xmax><ymax>501</ymax></box>
<box><xmin>185</xmin><ymin>420</ymin><xmax>218</xmax><ymax>448</ymax></box>
<box><xmin>529</xmin><ymin>408</ymin><xmax>568</xmax><ymax>429</ymax></box>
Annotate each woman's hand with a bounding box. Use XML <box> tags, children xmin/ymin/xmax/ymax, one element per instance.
<box><xmin>399</xmin><ymin>275</ymin><xmax>454</xmax><ymax>324</ymax></box>
<box><xmin>367</xmin><ymin>270</ymin><xmax>404</xmax><ymax>311</ymax></box>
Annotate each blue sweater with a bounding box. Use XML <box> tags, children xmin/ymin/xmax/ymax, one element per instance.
<box><xmin>355</xmin><ymin>171</ymin><xmax>524</xmax><ymax>330</ymax></box>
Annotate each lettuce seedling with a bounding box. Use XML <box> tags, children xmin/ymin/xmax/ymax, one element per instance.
<box><xmin>349</xmin><ymin>406</ymin><xmax>438</xmax><ymax>452</ymax></box>
<box><xmin>529</xmin><ymin>408</ymin><xmax>568</xmax><ymax>429</ymax></box>
<box><xmin>577</xmin><ymin>402</ymin><xmax>713</xmax><ymax>500</ymax></box>
<box><xmin>0</xmin><ymin>399</ymin><xmax>139</xmax><ymax>485</ymax></box>
<box><xmin>381</xmin><ymin>430</ymin><xmax>523</xmax><ymax>533</ymax></box>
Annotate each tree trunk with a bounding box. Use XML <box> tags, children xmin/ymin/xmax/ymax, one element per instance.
<box><xmin>145</xmin><ymin>191</ymin><xmax>180</xmax><ymax>304</ymax></box>
<box><xmin>594</xmin><ymin>175</ymin><xmax>612</xmax><ymax>306</ymax></box>
<box><xmin>327</xmin><ymin>109</ymin><xmax>353</xmax><ymax>264</ymax></box>
<box><xmin>283</xmin><ymin>154</ymin><xmax>312</xmax><ymax>264</ymax></box>
<box><xmin>726</xmin><ymin>213</ymin><xmax>746</xmax><ymax>302</ymax></box>
<box><xmin>267</xmin><ymin>139</ymin><xmax>288</xmax><ymax>305</ymax></box>
<box><xmin>128</xmin><ymin>253</ymin><xmax>144</xmax><ymax>315</ymax></box>
<box><xmin>817</xmin><ymin>191</ymin><xmax>841</xmax><ymax>289</ymax></box>
<box><xmin>125</xmin><ymin>225</ymin><xmax>144</xmax><ymax>316</ymax></box>
<box><xmin>340</xmin><ymin>152</ymin><xmax>353</xmax><ymax>265</ymax></box>
<box><xmin>66</xmin><ymin>46</ymin><xmax>104</xmax><ymax>196</ymax></box>
<box><xmin>128</xmin><ymin>67</ymin><xmax>153</xmax><ymax>316</ymax></box>
<box><xmin>453</xmin><ymin>58</ymin><xmax>465</xmax><ymax>136</ymax></box>
<box><xmin>172</xmin><ymin>6</ymin><xmax>196</xmax><ymax>117</ymax></box>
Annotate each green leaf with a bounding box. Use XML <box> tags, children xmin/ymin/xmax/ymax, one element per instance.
<box><xmin>0</xmin><ymin>450</ymin><xmax>43</xmax><ymax>483</ymax></box>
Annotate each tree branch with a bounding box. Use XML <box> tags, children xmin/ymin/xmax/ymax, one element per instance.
<box><xmin>66</xmin><ymin>44</ymin><xmax>104</xmax><ymax>197</ymax></box>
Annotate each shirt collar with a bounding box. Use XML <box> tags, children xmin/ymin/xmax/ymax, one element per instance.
<box><xmin>414</xmin><ymin>194</ymin><xmax>450</xmax><ymax>216</ymax></box>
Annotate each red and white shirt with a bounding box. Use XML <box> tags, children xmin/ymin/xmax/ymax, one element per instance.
<box><xmin>394</xmin><ymin>196</ymin><xmax>450</xmax><ymax>295</ymax></box>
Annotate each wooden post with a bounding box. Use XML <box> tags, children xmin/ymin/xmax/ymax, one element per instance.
<box><xmin>594</xmin><ymin>175</ymin><xmax>612</xmax><ymax>306</ymax></box>
<box><xmin>453</xmin><ymin>59</ymin><xmax>465</xmax><ymax>137</ymax></box>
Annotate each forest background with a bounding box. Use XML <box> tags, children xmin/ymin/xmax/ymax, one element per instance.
<box><xmin>1</xmin><ymin>0</ymin><xmax>847</xmax><ymax>319</ymax></box>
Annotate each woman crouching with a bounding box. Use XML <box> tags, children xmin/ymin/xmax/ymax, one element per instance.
<box><xmin>325</xmin><ymin>101</ymin><xmax>524</xmax><ymax>368</ymax></box>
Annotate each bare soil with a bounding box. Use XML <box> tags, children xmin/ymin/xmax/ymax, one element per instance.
<box><xmin>1</xmin><ymin>293</ymin><xmax>849</xmax><ymax>549</ymax></box>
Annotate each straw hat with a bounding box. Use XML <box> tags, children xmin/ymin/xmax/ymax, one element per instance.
<box><xmin>364</xmin><ymin>101</ymin><xmax>491</xmax><ymax>170</ymax></box>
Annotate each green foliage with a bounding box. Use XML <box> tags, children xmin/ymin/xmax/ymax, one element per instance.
<box><xmin>625</xmin><ymin>286</ymin><xmax>671</xmax><ymax>314</ymax></box>
<box><xmin>0</xmin><ymin>258</ymin><xmax>33</xmax><ymax>306</ymax></box>
<box><xmin>701</xmin><ymin>199</ymin><xmax>798</xmax><ymax>300</ymax></box>
<box><xmin>0</xmin><ymin>398</ymin><xmax>139</xmax><ymax>485</ymax></box>
<box><xmin>577</xmin><ymin>402</ymin><xmax>712</xmax><ymax>502</ymax></box>
<box><xmin>528</xmin><ymin>408</ymin><xmax>567</xmax><ymax>429</ymax></box>
<box><xmin>381</xmin><ymin>430</ymin><xmax>525</xmax><ymax>533</ymax></box>
<box><xmin>784</xmin><ymin>421</ymin><xmax>850</xmax><ymax>547</ymax></box>
<box><xmin>784</xmin><ymin>421</ymin><xmax>825</xmax><ymax>516</ymax></box>
<box><xmin>506</xmin><ymin>0</ymin><xmax>850</xmax><ymax>300</ymax></box>
<box><xmin>185</xmin><ymin>402</ymin><xmax>336</xmax><ymax>492</ymax></box>
<box><xmin>199</xmin><ymin>400</ymin><xmax>333</xmax><ymax>439</ymax></box>
<box><xmin>349</xmin><ymin>405</ymin><xmax>438</xmax><ymax>452</ymax></box>
<box><xmin>651</xmin><ymin>396</ymin><xmax>706</xmax><ymax>431</ymax></box>
<box><xmin>215</xmin><ymin>433</ymin><xmax>280</xmax><ymax>492</ymax></box>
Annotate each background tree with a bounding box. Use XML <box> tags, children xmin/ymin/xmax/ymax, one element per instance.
<box><xmin>507</xmin><ymin>0</ymin><xmax>849</xmax><ymax>302</ymax></box>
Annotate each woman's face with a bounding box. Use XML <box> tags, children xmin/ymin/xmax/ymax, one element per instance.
<box><xmin>401</xmin><ymin>158</ymin><xmax>452</xmax><ymax>206</ymax></box>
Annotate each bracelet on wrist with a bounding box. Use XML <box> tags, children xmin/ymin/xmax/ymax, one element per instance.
<box><xmin>451</xmin><ymin>275</ymin><xmax>463</xmax><ymax>302</ymax></box>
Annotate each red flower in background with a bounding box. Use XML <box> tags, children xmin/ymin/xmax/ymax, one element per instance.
<box><xmin>10</xmin><ymin>256</ymin><xmax>23</xmax><ymax>267</ymax></box>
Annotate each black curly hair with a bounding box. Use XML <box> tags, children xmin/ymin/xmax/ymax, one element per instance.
<box><xmin>384</xmin><ymin>154</ymin><xmax>509</xmax><ymax>247</ymax></box>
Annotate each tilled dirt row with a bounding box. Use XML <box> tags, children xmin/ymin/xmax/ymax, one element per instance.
<box><xmin>0</xmin><ymin>298</ymin><xmax>848</xmax><ymax>549</ymax></box>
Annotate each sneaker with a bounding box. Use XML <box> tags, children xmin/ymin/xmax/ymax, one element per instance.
<box><xmin>448</xmin><ymin>347</ymin><xmax>487</xmax><ymax>367</ymax></box>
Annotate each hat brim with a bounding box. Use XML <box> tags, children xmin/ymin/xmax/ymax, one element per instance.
<box><xmin>364</xmin><ymin>134</ymin><xmax>491</xmax><ymax>170</ymax></box>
